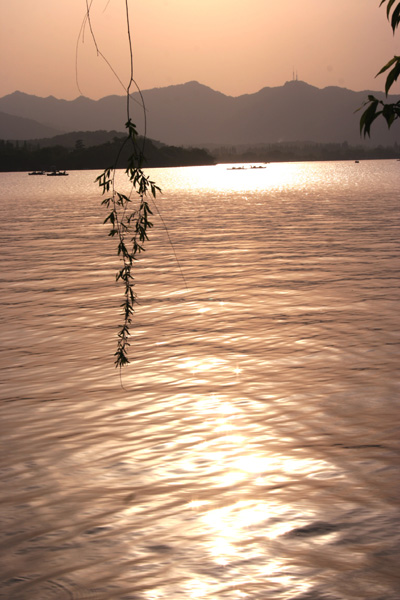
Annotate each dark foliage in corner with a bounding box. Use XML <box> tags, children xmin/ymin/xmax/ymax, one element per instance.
<box><xmin>359</xmin><ymin>1</ymin><xmax>400</xmax><ymax>135</ymax></box>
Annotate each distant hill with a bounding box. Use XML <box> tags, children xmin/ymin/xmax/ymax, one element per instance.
<box><xmin>0</xmin><ymin>110</ymin><xmax>61</xmax><ymax>139</ymax></box>
<box><xmin>1</xmin><ymin>81</ymin><xmax>399</xmax><ymax>146</ymax></box>
<box><xmin>0</xmin><ymin>92</ymin><xmax>126</xmax><ymax>139</ymax></box>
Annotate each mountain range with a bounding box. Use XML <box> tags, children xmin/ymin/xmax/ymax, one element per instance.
<box><xmin>1</xmin><ymin>80</ymin><xmax>399</xmax><ymax>147</ymax></box>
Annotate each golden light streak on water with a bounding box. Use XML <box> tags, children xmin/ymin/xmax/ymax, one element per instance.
<box><xmin>0</xmin><ymin>161</ymin><xmax>399</xmax><ymax>599</ymax></box>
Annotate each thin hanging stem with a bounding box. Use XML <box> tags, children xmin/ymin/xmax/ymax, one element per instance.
<box><xmin>81</xmin><ymin>1</ymin><xmax>187</xmax><ymax>368</ymax></box>
<box><xmin>83</xmin><ymin>0</ymin><xmax>161</xmax><ymax>367</ymax></box>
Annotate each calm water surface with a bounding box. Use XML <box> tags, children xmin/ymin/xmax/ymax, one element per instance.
<box><xmin>0</xmin><ymin>161</ymin><xmax>399</xmax><ymax>599</ymax></box>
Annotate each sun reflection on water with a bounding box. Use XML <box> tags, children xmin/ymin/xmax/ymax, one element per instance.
<box><xmin>177</xmin><ymin>381</ymin><xmax>326</xmax><ymax>595</ymax></box>
<box><xmin>2</xmin><ymin>163</ymin><xmax>399</xmax><ymax>599</ymax></box>
<box><xmin>153</xmin><ymin>162</ymin><xmax>323</xmax><ymax>196</ymax></box>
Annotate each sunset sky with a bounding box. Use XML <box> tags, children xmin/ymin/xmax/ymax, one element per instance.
<box><xmin>1</xmin><ymin>0</ymin><xmax>399</xmax><ymax>100</ymax></box>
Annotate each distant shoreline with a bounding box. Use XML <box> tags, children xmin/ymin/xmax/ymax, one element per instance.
<box><xmin>0</xmin><ymin>135</ymin><xmax>215</xmax><ymax>173</ymax></box>
<box><xmin>1</xmin><ymin>136</ymin><xmax>399</xmax><ymax>173</ymax></box>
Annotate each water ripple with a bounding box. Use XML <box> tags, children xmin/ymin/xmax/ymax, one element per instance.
<box><xmin>0</xmin><ymin>162</ymin><xmax>399</xmax><ymax>599</ymax></box>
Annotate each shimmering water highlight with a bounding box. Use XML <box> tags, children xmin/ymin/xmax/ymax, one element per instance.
<box><xmin>0</xmin><ymin>161</ymin><xmax>399</xmax><ymax>600</ymax></box>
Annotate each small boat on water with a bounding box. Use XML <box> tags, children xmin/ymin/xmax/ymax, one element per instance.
<box><xmin>227</xmin><ymin>164</ymin><xmax>267</xmax><ymax>170</ymax></box>
<box><xmin>47</xmin><ymin>170</ymin><xmax>69</xmax><ymax>176</ymax></box>
<box><xmin>28</xmin><ymin>170</ymin><xmax>45</xmax><ymax>175</ymax></box>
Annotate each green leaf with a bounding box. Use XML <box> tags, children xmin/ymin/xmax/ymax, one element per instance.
<box><xmin>391</xmin><ymin>3</ymin><xmax>400</xmax><ymax>31</ymax></box>
<box><xmin>379</xmin><ymin>1</ymin><xmax>400</xmax><ymax>32</ymax></box>
<box><xmin>359</xmin><ymin>98</ymin><xmax>383</xmax><ymax>136</ymax></box>
<box><xmin>103</xmin><ymin>211</ymin><xmax>115</xmax><ymax>225</ymax></box>
<box><xmin>376</xmin><ymin>56</ymin><xmax>399</xmax><ymax>77</ymax></box>
<box><xmin>384</xmin><ymin>58</ymin><xmax>400</xmax><ymax>94</ymax></box>
<box><xmin>381</xmin><ymin>0</ymin><xmax>396</xmax><ymax>17</ymax></box>
<box><xmin>382</xmin><ymin>102</ymin><xmax>400</xmax><ymax>127</ymax></box>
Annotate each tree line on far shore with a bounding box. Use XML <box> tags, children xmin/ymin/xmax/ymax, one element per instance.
<box><xmin>1</xmin><ymin>135</ymin><xmax>400</xmax><ymax>172</ymax></box>
<box><xmin>214</xmin><ymin>141</ymin><xmax>400</xmax><ymax>164</ymax></box>
<box><xmin>0</xmin><ymin>135</ymin><xmax>215</xmax><ymax>172</ymax></box>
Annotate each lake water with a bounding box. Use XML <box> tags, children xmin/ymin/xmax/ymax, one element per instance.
<box><xmin>0</xmin><ymin>161</ymin><xmax>399</xmax><ymax>600</ymax></box>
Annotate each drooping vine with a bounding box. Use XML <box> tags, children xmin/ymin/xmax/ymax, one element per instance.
<box><xmin>96</xmin><ymin>123</ymin><xmax>160</xmax><ymax>367</ymax></box>
<box><xmin>83</xmin><ymin>0</ymin><xmax>161</xmax><ymax>367</ymax></box>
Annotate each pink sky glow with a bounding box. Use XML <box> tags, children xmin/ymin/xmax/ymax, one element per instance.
<box><xmin>1</xmin><ymin>0</ymin><xmax>399</xmax><ymax>100</ymax></box>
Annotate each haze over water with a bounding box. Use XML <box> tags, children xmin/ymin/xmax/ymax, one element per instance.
<box><xmin>0</xmin><ymin>161</ymin><xmax>399</xmax><ymax>599</ymax></box>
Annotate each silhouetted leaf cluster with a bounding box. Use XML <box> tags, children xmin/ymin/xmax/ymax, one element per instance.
<box><xmin>97</xmin><ymin>120</ymin><xmax>163</xmax><ymax>367</ymax></box>
<box><xmin>360</xmin><ymin>1</ymin><xmax>400</xmax><ymax>135</ymax></box>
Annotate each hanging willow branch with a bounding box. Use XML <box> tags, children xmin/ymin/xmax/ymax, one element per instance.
<box><xmin>96</xmin><ymin>121</ymin><xmax>160</xmax><ymax>367</ymax></box>
<box><xmin>84</xmin><ymin>0</ymin><xmax>161</xmax><ymax>367</ymax></box>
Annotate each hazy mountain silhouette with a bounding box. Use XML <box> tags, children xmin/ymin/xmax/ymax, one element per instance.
<box><xmin>0</xmin><ymin>110</ymin><xmax>62</xmax><ymax>140</ymax></box>
<box><xmin>1</xmin><ymin>81</ymin><xmax>399</xmax><ymax>146</ymax></box>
